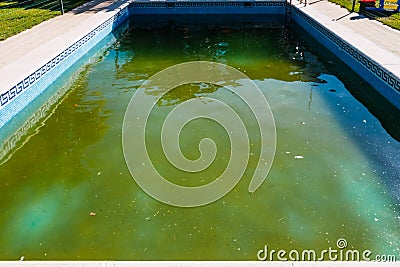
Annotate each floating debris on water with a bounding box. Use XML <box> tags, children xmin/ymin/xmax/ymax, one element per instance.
<box><xmin>294</xmin><ymin>155</ymin><xmax>304</xmax><ymax>159</ymax></box>
<box><xmin>89</xmin><ymin>211</ymin><xmax>96</xmax><ymax>216</ymax></box>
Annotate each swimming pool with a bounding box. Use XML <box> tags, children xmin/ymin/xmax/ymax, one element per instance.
<box><xmin>0</xmin><ymin>15</ymin><xmax>399</xmax><ymax>260</ymax></box>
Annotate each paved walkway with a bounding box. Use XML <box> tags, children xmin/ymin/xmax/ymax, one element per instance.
<box><xmin>0</xmin><ymin>0</ymin><xmax>399</xmax><ymax>96</ymax></box>
<box><xmin>292</xmin><ymin>0</ymin><xmax>400</xmax><ymax>77</ymax></box>
<box><xmin>0</xmin><ymin>0</ymin><xmax>128</xmax><ymax>95</ymax></box>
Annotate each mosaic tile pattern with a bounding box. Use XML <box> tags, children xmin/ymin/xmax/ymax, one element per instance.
<box><xmin>0</xmin><ymin>77</ymin><xmax>70</xmax><ymax>164</ymax></box>
<box><xmin>130</xmin><ymin>1</ymin><xmax>287</xmax><ymax>8</ymax></box>
<box><xmin>0</xmin><ymin>6</ymin><xmax>129</xmax><ymax>131</ymax></box>
<box><xmin>291</xmin><ymin>6</ymin><xmax>400</xmax><ymax>96</ymax></box>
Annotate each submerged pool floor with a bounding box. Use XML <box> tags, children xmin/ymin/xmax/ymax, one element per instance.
<box><xmin>0</xmin><ymin>21</ymin><xmax>399</xmax><ymax>260</ymax></box>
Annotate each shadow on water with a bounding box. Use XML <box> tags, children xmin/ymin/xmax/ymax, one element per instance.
<box><xmin>291</xmin><ymin>22</ymin><xmax>400</xmax><ymax>202</ymax></box>
<box><xmin>293</xmin><ymin>23</ymin><xmax>400</xmax><ymax>138</ymax></box>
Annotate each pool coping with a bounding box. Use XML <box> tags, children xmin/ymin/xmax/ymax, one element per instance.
<box><xmin>290</xmin><ymin>0</ymin><xmax>400</xmax><ymax>108</ymax></box>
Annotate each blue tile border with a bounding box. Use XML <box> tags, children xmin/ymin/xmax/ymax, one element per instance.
<box><xmin>291</xmin><ymin>6</ymin><xmax>400</xmax><ymax>107</ymax></box>
<box><xmin>130</xmin><ymin>1</ymin><xmax>287</xmax><ymax>8</ymax></box>
<box><xmin>0</xmin><ymin>6</ymin><xmax>129</xmax><ymax>113</ymax></box>
<box><xmin>0</xmin><ymin>18</ymin><xmax>130</xmax><ymax>164</ymax></box>
<box><xmin>0</xmin><ymin>75</ymin><xmax>71</xmax><ymax>163</ymax></box>
<box><xmin>129</xmin><ymin>1</ymin><xmax>287</xmax><ymax>14</ymax></box>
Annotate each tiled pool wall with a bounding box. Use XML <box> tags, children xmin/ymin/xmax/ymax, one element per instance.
<box><xmin>0</xmin><ymin>20</ymin><xmax>130</xmax><ymax>163</ymax></box>
<box><xmin>129</xmin><ymin>1</ymin><xmax>287</xmax><ymax>15</ymax></box>
<box><xmin>0</xmin><ymin>3</ymin><xmax>130</xmax><ymax>131</ymax></box>
<box><xmin>291</xmin><ymin>6</ymin><xmax>400</xmax><ymax>108</ymax></box>
<box><xmin>0</xmin><ymin>2</ymin><xmax>129</xmax><ymax>162</ymax></box>
<box><xmin>129</xmin><ymin>1</ymin><xmax>287</xmax><ymax>28</ymax></box>
<box><xmin>0</xmin><ymin>0</ymin><xmax>399</xmax><ymax>147</ymax></box>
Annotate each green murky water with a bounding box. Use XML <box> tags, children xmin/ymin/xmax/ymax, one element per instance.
<box><xmin>0</xmin><ymin>16</ymin><xmax>400</xmax><ymax>260</ymax></box>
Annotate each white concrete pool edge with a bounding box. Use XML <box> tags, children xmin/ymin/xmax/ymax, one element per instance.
<box><xmin>290</xmin><ymin>0</ymin><xmax>400</xmax><ymax>108</ymax></box>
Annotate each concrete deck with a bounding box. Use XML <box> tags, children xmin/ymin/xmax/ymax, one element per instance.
<box><xmin>0</xmin><ymin>0</ymin><xmax>128</xmax><ymax>95</ymax></box>
<box><xmin>292</xmin><ymin>0</ymin><xmax>400</xmax><ymax>81</ymax></box>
